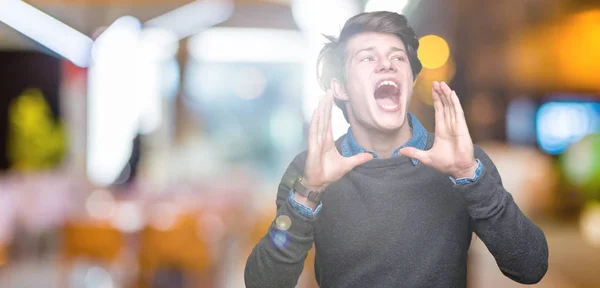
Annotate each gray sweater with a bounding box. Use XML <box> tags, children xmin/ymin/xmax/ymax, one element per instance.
<box><xmin>245</xmin><ymin>133</ymin><xmax>548</xmax><ymax>287</ymax></box>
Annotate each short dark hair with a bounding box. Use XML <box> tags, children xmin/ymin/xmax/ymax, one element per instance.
<box><xmin>316</xmin><ymin>11</ymin><xmax>422</xmax><ymax>122</ymax></box>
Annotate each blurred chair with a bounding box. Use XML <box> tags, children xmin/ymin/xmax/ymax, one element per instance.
<box><xmin>60</xmin><ymin>220</ymin><xmax>124</xmax><ymax>287</ymax></box>
<box><xmin>137</xmin><ymin>212</ymin><xmax>215</xmax><ymax>288</ymax></box>
<box><xmin>62</xmin><ymin>221</ymin><xmax>123</xmax><ymax>262</ymax></box>
<box><xmin>0</xmin><ymin>242</ymin><xmax>6</xmax><ymax>267</ymax></box>
<box><xmin>245</xmin><ymin>210</ymin><xmax>319</xmax><ymax>288</ymax></box>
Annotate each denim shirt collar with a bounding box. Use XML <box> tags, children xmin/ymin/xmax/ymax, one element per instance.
<box><xmin>340</xmin><ymin>113</ymin><xmax>428</xmax><ymax>165</ymax></box>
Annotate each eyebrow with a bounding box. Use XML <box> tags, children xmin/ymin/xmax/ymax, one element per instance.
<box><xmin>389</xmin><ymin>47</ymin><xmax>406</xmax><ymax>54</ymax></box>
<box><xmin>353</xmin><ymin>46</ymin><xmax>375</xmax><ymax>57</ymax></box>
<box><xmin>352</xmin><ymin>46</ymin><xmax>406</xmax><ymax>58</ymax></box>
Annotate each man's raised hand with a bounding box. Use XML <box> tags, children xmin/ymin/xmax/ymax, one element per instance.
<box><xmin>302</xmin><ymin>90</ymin><xmax>373</xmax><ymax>191</ymax></box>
<box><xmin>399</xmin><ymin>81</ymin><xmax>478</xmax><ymax>179</ymax></box>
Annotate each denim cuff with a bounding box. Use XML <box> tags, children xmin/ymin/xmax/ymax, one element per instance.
<box><xmin>449</xmin><ymin>159</ymin><xmax>484</xmax><ymax>185</ymax></box>
<box><xmin>288</xmin><ymin>189</ymin><xmax>322</xmax><ymax>218</ymax></box>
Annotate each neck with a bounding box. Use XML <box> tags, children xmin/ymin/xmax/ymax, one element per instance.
<box><xmin>349</xmin><ymin>116</ymin><xmax>413</xmax><ymax>159</ymax></box>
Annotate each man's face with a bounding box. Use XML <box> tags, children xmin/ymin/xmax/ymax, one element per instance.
<box><xmin>333</xmin><ymin>32</ymin><xmax>414</xmax><ymax>132</ymax></box>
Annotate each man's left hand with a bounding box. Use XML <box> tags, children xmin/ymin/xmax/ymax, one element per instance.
<box><xmin>399</xmin><ymin>81</ymin><xmax>478</xmax><ymax>179</ymax></box>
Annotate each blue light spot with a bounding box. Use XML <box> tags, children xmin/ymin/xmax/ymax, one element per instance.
<box><xmin>536</xmin><ymin>101</ymin><xmax>600</xmax><ymax>155</ymax></box>
<box><xmin>269</xmin><ymin>229</ymin><xmax>289</xmax><ymax>249</ymax></box>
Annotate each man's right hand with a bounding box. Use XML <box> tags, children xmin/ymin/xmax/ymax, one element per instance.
<box><xmin>301</xmin><ymin>89</ymin><xmax>374</xmax><ymax>193</ymax></box>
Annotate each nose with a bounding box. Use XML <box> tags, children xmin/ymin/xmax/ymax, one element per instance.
<box><xmin>375</xmin><ymin>58</ymin><xmax>396</xmax><ymax>73</ymax></box>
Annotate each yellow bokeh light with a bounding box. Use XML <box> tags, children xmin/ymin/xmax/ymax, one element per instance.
<box><xmin>414</xmin><ymin>57</ymin><xmax>456</xmax><ymax>106</ymax></box>
<box><xmin>417</xmin><ymin>35</ymin><xmax>450</xmax><ymax>70</ymax></box>
<box><xmin>507</xmin><ymin>9</ymin><xmax>600</xmax><ymax>92</ymax></box>
<box><xmin>276</xmin><ymin>215</ymin><xmax>292</xmax><ymax>231</ymax></box>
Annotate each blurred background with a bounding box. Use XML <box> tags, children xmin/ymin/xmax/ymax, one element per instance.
<box><xmin>0</xmin><ymin>0</ymin><xmax>599</xmax><ymax>287</ymax></box>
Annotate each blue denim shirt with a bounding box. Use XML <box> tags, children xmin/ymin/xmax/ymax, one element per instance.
<box><xmin>289</xmin><ymin>113</ymin><xmax>484</xmax><ymax>218</ymax></box>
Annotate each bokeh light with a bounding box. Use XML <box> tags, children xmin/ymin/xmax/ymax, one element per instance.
<box><xmin>148</xmin><ymin>202</ymin><xmax>181</xmax><ymax>231</ymax></box>
<box><xmin>275</xmin><ymin>215</ymin><xmax>292</xmax><ymax>231</ymax></box>
<box><xmin>0</xmin><ymin>0</ymin><xmax>93</xmax><ymax>67</ymax></box>
<box><xmin>85</xmin><ymin>266</ymin><xmax>114</xmax><ymax>288</ymax></box>
<box><xmin>85</xmin><ymin>189</ymin><xmax>116</xmax><ymax>220</ymax></box>
<box><xmin>417</xmin><ymin>35</ymin><xmax>450</xmax><ymax>70</ymax></box>
<box><xmin>580</xmin><ymin>202</ymin><xmax>600</xmax><ymax>248</ymax></box>
<box><xmin>234</xmin><ymin>67</ymin><xmax>267</xmax><ymax>100</ymax></box>
<box><xmin>109</xmin><ymin>202</ymin><xmax>144</xmax><ymax>233</ymax></box>
<box><xmin>87</xmin><ymin>15</ymin><xmax>144</xmax><ymax>186</ymax></box>
<box><xmin>295</xmin><ymin>0</ymin><xmax>359</xmax><ymax>141</ymax></box>
<box><xmin>507</xmin><ymin>9</ymin><xmax>600</xmax><ymax>92</ymax></box>
<box><xmin>536</xmin><ymin>101</ymin><xmax>600</xmax><ymax>155</ymax></box>
<box><xmin>269</xmin><ymin>229</ymin><xmax>289</xmax><ymax>249</ymax></box>
<box><xmin>291</xmin><ymin>0</ymin><xmax>360</xmax><ymax>36</ymax></box>
<box><xmin>414</xmin><ymin>57</ymin><xmax>455</xmax><ymax>106</ymax></box>
<box><xmin>188</xmin><ymin>28</ymin><xmax>306</xmax><ymax>63</ymax></box>
<box><xmin>561</xmin><ymin>134</ymin><xmax>600</xmax><ymax>199</ymax></box>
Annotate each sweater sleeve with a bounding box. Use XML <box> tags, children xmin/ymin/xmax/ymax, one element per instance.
<box><xmin>454</xmin><ymin>146</ymin><xmax>549</xmax><ymax>284</ymax></box>
<box><xmin>244</xmin><ymin>152</ymin><xmax>317</xmax><ymax>288</ymax></box>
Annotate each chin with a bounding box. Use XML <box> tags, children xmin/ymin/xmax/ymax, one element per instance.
<box><xmin>373</xmin><ymin>111</ymin><xmax>408</xmax><ymax>132</ymax></box>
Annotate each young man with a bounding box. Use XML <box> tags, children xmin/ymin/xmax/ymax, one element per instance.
<box><xmin>245</xmin><ymin>11</ymin><xmax>548</xmax><ymax>288</ymax></box>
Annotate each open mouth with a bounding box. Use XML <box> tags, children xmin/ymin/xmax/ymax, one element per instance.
<box><xmin>374</xmin><ymin>79</ymin><xmax>401</xmax><ymax>112</ymax></box>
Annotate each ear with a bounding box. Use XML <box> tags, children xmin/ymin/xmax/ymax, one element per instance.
<box><xmin>330</xmin><ymin>78</ymin><xmax>349</xmax><ymax>102</ymax></box>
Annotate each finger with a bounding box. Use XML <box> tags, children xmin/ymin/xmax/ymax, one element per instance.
<box><xmin>431</xmin><ymin>83</ymin><xmax>445</xmax><ymax>133</ymax></box>
<box><xmin>343</xmin><ymin>153</ymin><xmax>374</xmax><ymax>172</ymax></box>
<box><xmin>440</xmin><ymin>81</ymin><xmax>453</xmax><ymax>96</ymax></box>
<box><xmin>440</xmin><ymin>82</ymin><xmax>455</xmax><ymax>127</ymax></box>
<box><xmin>433</xmin><ymin>81</ymin><xmax>444</xmax><ymax>96</ymax></box>
<box><xmin>450</xmin><ymin>90</ymin><xmax>465</xmax><ymax>126</ymax></box>
<box><xmin>436</xmin><ymin>81</ymin><xmax>449</xmax><ymax>107</ymax></box>
<box><xmin>436</xmin><ymin>82</ymin><xmax>451</xmax><ymax>129</ymax></box>
<box><xmin>398</xmin><ymin>147</ymin><xmax>432</xmax><ymax>166</ymax></box>
<box><xmin>316</xmin><ymin>93</ymin><xmax>328</xmax><ymax>146</ymax></box>
<box><xmin>311</xmin><ymin>94</ymin><xmax>327</xmax><ymax>151</ymax></box>
<box><xmin>308</xmin><ymin>103</ymin><xmax>320</xmax><ymax>154</ymax></box>
<box><xmin>324</xmin><ymin>90</ymin><xmax>335</xmax><ymax>143</ymax></box>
